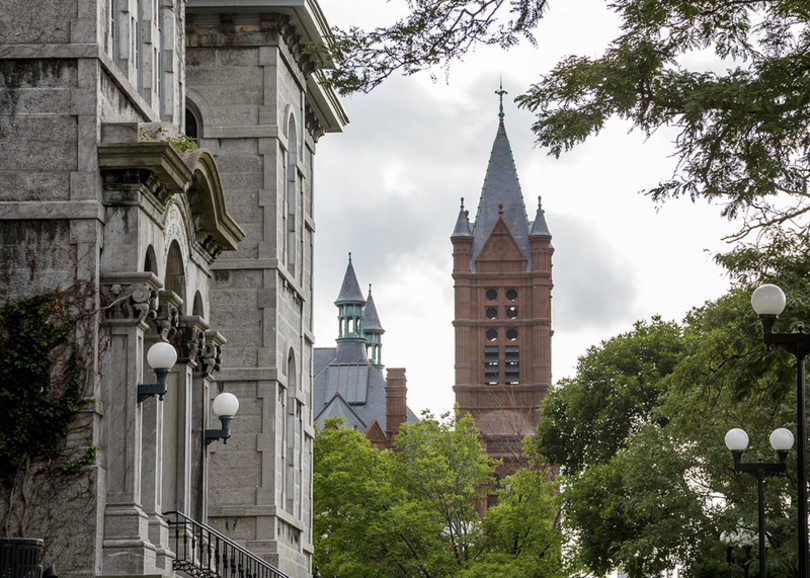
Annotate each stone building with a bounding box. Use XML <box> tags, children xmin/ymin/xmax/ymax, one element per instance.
<box><xmin>0</xmin><ymin>0</ymin><xmax>345</xmax><ymax>578</ymax></box>
<box><xmin>313</xmin><ymin>256</ymin><xmax>418</xmax><ymax>449</ymax></box>
<box><xmin>450</xmin><ymin>93</ymin><xmax>553</xmax><ymax>476</ymax></box>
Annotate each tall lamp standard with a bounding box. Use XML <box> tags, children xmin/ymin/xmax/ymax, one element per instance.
<box><xmin>725</xmin><ymin>427</ymin><xmax>794</xmax><ymax>578</ymax></box>
<box><xmin>751</xmin><ymin>284</ymin><xmax>809</xmax><ymax>578</ymax></box>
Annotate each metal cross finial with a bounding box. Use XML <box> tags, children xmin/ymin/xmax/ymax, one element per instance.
<box><xmin>348</xmin><ymin>251</ymin><xmax>352</xmax><ymax>264</ymax></box>
<box><xmin>496</xmin><ymin>79</ymin><xmax>507</xmax><ymax>121</ymax></box>
<box><xmin>460</xmin><ymin>197</ymin><xmax>465</xmax><ymax>210</ymax></box>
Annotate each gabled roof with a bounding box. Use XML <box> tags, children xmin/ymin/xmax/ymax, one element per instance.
<box><xmin>471</xmin><ymin>119</ymin><xmax>530</xmax><ymax>271</ymax></box>
<box><xmin>314</xmin><ymin>392</ymin><xmax>366</xmax><ymax>430</ymax></box>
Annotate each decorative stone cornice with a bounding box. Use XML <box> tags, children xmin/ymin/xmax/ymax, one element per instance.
<box><xmin>100</xmin><ymin>273</ymin><xmax>162</xmax><ymax>326</ymax></box>
<box><xmin>259</xmin><ymin>13</ymin><xmax>316</xmax><ymax>78</ymax></box>
<box><xmin>98</xmin><ymin>134</ymin><xmax>246</xmax><ymax>263</ymax></box>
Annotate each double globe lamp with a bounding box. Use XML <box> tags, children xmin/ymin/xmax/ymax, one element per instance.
<box><xmin>749</xmin><ymin>284</ymin><xmax>810</xmax><ymax>578</ymax></box>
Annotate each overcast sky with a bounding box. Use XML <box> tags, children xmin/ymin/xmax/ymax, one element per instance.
<box><xmin>311</xmin><ymin>0</ymin><xmax>737</xmax><ymax>415</ymax></box>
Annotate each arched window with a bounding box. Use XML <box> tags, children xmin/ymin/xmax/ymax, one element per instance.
<box><xmin>285</xmin><ymin>116</ymin><xmax>298</xmax><ymax>275</ymax></box>
<box><xmin>185</xmin><ymin>104</ymin><xmax>201</xmax><ymax>145</ymax></box>
<box><xmin>285</xmin><ymin>350</ymin><xmax>299</xmax><ymax>515</ymax></box>
<box><xmin>165</xmin><ymin>241</ymin><xmax>186</xmax><ymax>313</ymax></box>
<box><xmin>144</xmin><ymin>245</ymin><xmax>158</xmax><ymax>274</ymax></box>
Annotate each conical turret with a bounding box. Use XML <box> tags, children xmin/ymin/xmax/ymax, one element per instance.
<box><xmin>334</xmin><ymin>253</ymin><xmax>367</xmax><ymax>362</ymax></box>
<box><xmin>364</xmin><ymin>285</ymin><xmax>385</xmax><ymax>368</ymax></box>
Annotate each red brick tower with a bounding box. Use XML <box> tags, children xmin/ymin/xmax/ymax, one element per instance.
<box><xmin>451</xmin><ymin>92</ymin><xmax>553</xmax><ymax>475</ymax></box>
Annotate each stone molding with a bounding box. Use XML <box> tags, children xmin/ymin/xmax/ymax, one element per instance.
<box><xmin>99</xmin><ymin>137</ymin><xmax>246</xmax><ymax>263</ymax></box>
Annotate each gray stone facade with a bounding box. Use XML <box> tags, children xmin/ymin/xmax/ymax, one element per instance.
<box><xmin>0</xmin><ymin>0</ymin><xmax>345</xmax><ymax>577</ymax></box>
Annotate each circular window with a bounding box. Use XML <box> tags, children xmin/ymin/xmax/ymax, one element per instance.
<box><xmin>486</xmin><ymin>329</ymin><xmax>498</xmax><ymax>341</ymax></box>
<box><xmin>486</xmin><ymin>307</ymin><xmax>498</xmax><ymax>319</ymax></box>
<box><xmin>506</xmin><ymin>307</ymin><xmax>517</xmax><ymax>319</ymax></box>
<box><xmin>486</xmin><ymin>289</ymin><xmax>498</xmax><ymax>301</ymax></box>
<box><xmin>506</xmin><ymin>289</ymin><xmax>518</xmax><ymax>301</ymax></box>
<box><xmin>507</xmin><ymin>328</ymin><xmax>518</xmax><ymax>341</ymax></box>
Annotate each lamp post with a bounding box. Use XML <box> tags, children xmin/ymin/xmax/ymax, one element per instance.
<box><xmin>752</xmin><ymin>284</ymin><xmax>810</xmax><ymax>578</ymax></box>
<box><xmin>725</xmin><ymin>427</ymin><xmax>794</xmax><ymax>578</ymax></box>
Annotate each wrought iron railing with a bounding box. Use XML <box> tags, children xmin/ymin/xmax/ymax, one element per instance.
<box><xmin>166</xmin><ymin>512</ymin><xmax>290</xmax><ymax>578</ymax></box>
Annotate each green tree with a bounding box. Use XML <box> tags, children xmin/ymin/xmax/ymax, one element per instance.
<box><xmin>541</xmin><ymin>230</ymin><xmax>810</xmax><ymax>577</ymax></box>
<box><xmin>324</xmin><ymin>0</ymin><xmax>548</xmax><ymax>94</ymax></box>
<box><xmin>536</xmin><ymin>316</ymin><xmax>684</xmax><ymax>473</ymax></box>
<box><xmin>326</xmin><ymin>1</ymin><xmax>810</xmax><ymax>237</ymax></box>
<box><xmin>461</xmin><ymin>443</ymin><xmax>565</xmax><ymax>578</ymax></box>
<box><xmin>313</xmin><ymin>412</ymin><xmax>563</xmax><ymax>578</ymax></box>
<box><xmin>313</xmin><ymin>412</ymin><xmax>497</xmax><ymax>578</ymax></box>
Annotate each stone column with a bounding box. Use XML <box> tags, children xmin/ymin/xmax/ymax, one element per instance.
<box><xmin>100</xmin><ymin>275</ymin><xmax>160</xmax><ymax>575</ymax></box>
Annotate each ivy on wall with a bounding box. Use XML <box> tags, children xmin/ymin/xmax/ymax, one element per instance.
<box><xmin>0</xmin><ymin>291</ymin><xmax>94</xmax><ymax>485</ymax></box>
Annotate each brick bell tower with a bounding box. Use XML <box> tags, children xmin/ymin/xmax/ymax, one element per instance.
<box><xmin>451</xmin><ymin>87</ymin><xmax>553</xmax><ymax>475</ymax></box>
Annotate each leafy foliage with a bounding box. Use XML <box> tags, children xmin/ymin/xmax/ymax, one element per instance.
<box><xmin>540</xmin><ymin>229</ymin><xmax>810</xmax><ymax>577</ymax></box>
<box><xmin>323</xmin><ymin>0</ymin><xmax>548</xmax><ymax>94</ymax></box>
<box><xmin>313</xmin><ymin>412</ymin><xmax>562</xmax><ymax>578</ymax></box>
<box><xmin>0</xmin><ymin>292</ymin><xmax>89</xmax><ymax>484</ymax></box>
<box><xmin>536</xmin><ymin>316</ymin><xmax>684</xmax><ymax>473</ymax></box>
<box><xmin>516</xmin><ymin>0</ymin><xmax>810</xmax><ymax>238</ymax></box>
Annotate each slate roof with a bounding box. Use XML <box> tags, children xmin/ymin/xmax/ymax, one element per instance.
<box><xmin>335</xmin><ymin>254</ymin><xmax>365</xmax><ymax>305</ymax></box>
<box><xmin>470</xmin><ymin>119</ymin><xmax>531</xmax><ymax>272</ymax></box>
<box><xmin>529</xmin><ymin>197</ymin><xmax>552</xmax><ymax>237</ymax></box>
<box><xmin>313</xmin><ymin>347</ymin><xmax>419</xmax><ymax>432</ymax></box>
<box><xmin>451</xmin><ymin>202</ymin><xmax>473</xmax><ymax>238</ymax></box>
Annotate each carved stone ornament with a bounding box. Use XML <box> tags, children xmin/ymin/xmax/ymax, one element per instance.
<box><xmin>154</xmin><ymin>290</ymin><xmax>182</xmax><ymax>341</ymax></box>
<box><xmin>171</xmin><ymin>316</ymin><xmax>208</xmax><ymax>367</ymax></box>
<box><xmin>199</xmin><ymin>342</ymin><xmax>222</xmax><ymax>378</ymax></box>
<box><xmin>101</xmin><ymin>283</ymin><xmax>159</xmax><ymax>323</ymax></box>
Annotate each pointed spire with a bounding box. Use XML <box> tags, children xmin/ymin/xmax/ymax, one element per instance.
<box><xmin>496</xmin><ymin>79</ymin><xmax>507</xmax><ymax>122</ymax></box>
<box><xmin>364</xmin><ymin>285</ymin><xmax>384</xmax><ymax>333</ymax></box>
<box><xmin>529</xmin><ymin>196</ymin><xmax>552</xmax><ymax>237</ymax></box>
<box><xmin>470</xmin><ymin>86</ymin><xmax>530</xmax><ymax>271</ymax></box>
<box><xmin>451</xmin><ymin>197</ymin><xmax>473</xmax><ymax>237</ymax></box>
<box><xmin>364</xmin><ymin>284</ymin><xmax>385</xmax><ymax>368</ymax></box>
<box><xmin>335</xmin><ymin>252</ymin><xmax>365</xmax><ymax>305</ymax></box>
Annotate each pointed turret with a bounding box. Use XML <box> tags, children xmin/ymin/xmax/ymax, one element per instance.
<box><xmin>334</xmin><ymin>253</ymin><xmax>367</xmax><ymax>362</ymax></box>
<box><xmin>470</xmin><ymin>88</ymin><xmax>530</xmax><ymax>272</ymax></box>
<box><xmin>364</xmin><ymin>285</ymin><xmax>385</xmax><ymax>368</ymax></box>
<box><xmin>452</xmin><ymin>198</ymin><xmax>473</xmax><ymax>238</ymax></box>
<box><xmin>529</xmin><ymin>196</ymin><xmax>551</xmax><ymax>237</ymax></box>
